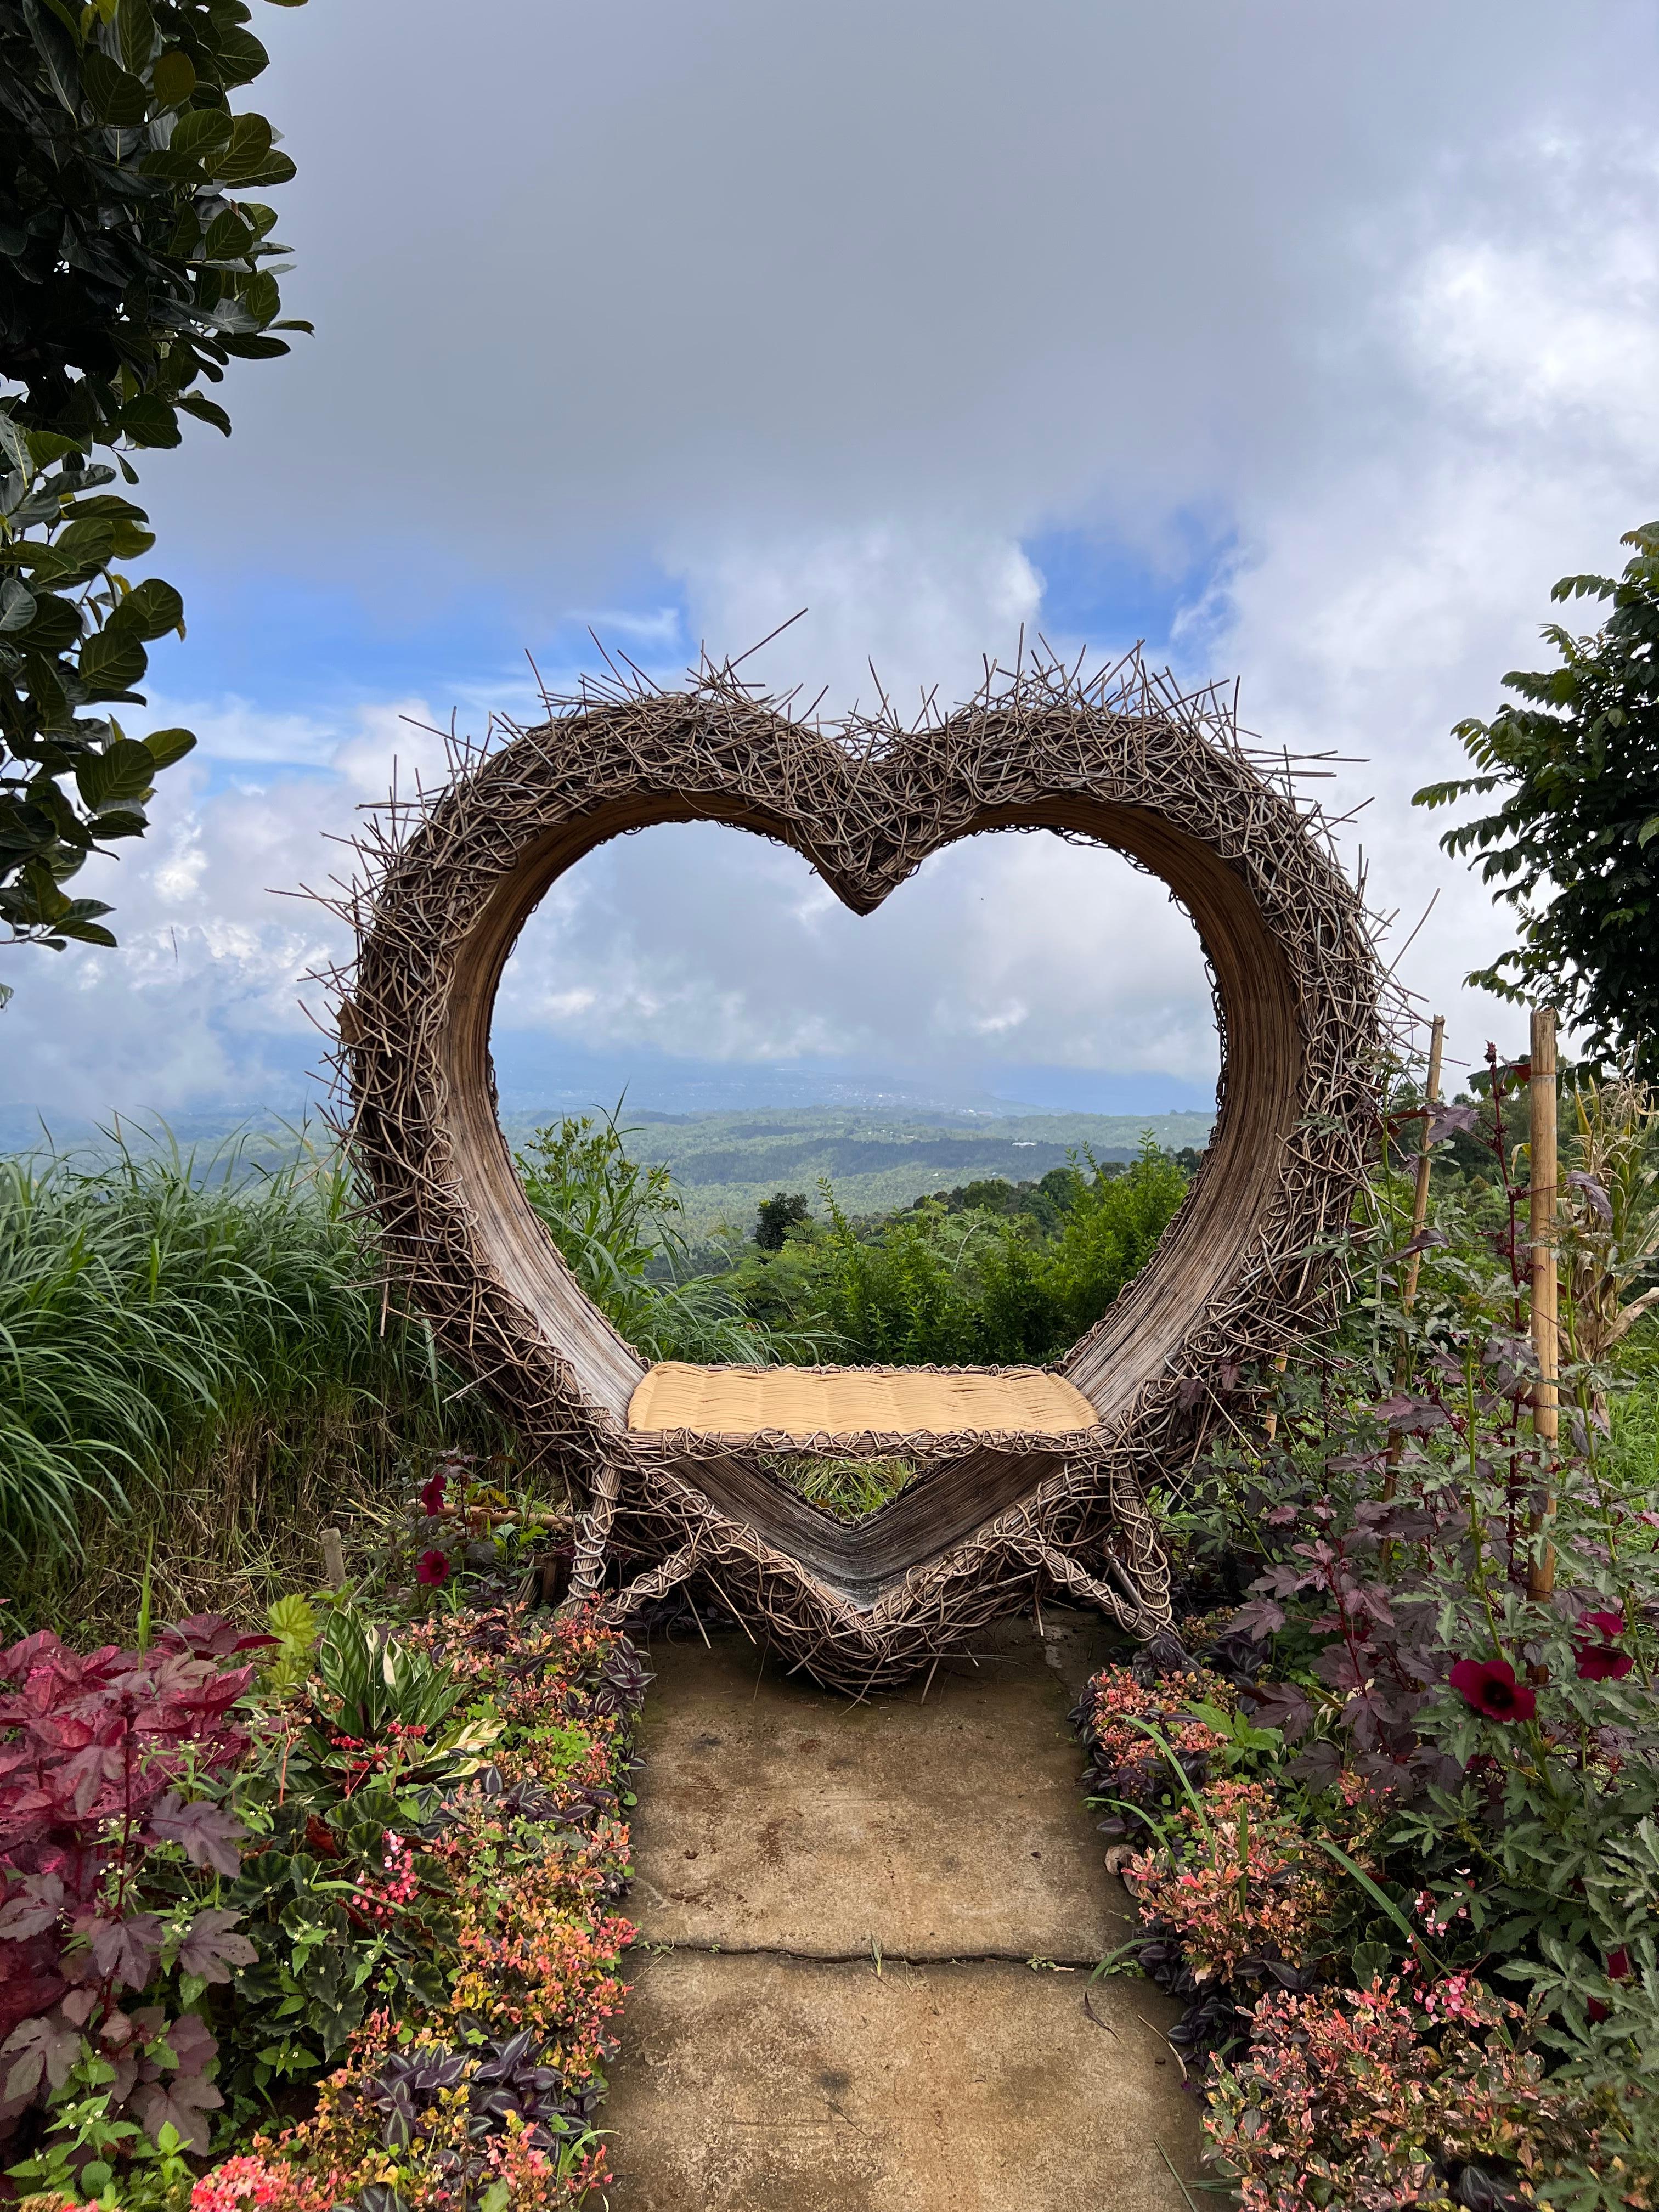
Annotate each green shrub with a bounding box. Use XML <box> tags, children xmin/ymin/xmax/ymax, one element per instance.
<box><xmin>808</xmin><ymin>1139</ymin><xmax>1190</xmax><ymax>1364</ymax></box>
<box><xmin>515</xmin><ymin>1107</ymin><xmax>822</xmax><ymax>1363</ymax></box>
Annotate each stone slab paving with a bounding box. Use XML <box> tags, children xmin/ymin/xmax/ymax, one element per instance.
<box><xmin>602</xmin><ymin>1612</ymin><xmax>1205</xmax><ymax>2209</ymax></box>
<box><xmin>623</xmin><ymin>1615</ymin><xmax>1128</xmax><ymax>1959</ymax></box>
<box><xmin>603</xmin><ymin>1952</ymin><xmax>1201</xmax><ymax>2212</ymax></box>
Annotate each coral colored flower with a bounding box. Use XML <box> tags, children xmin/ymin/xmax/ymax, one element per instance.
<box><xmin>1573</xmin><ymin>1610</ymin><xmax>1634</xmax><ymax>1682</ymax></box>
<box><xmin>1448</xmin><ymin>1656</ymin><xmax>1535</xmax><ymax>1722</ymax></box>
<box><xmin>419</xmin><ymin>1470</ymin><xmax>447</xmax><ymax>1515</ymax></box>
<box><xmin>416</xmin><ymin>1548</ymin><xmax>452</xmax><ymax>1587</ymax></box>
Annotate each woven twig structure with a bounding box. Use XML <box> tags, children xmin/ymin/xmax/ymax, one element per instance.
<box><xmin>321</xmin><ymin>647</ymin><xmax>1384</xmax><ymax>1691</ymax></box>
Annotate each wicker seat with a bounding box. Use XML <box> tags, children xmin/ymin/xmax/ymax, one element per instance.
<box><xmin>627</xmin><ymin>1362</ymin><xmax>1099</xmax><ymax>1444</ymax></box>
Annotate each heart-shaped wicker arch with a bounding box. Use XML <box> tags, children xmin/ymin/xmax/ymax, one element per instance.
<box><xmin>328</xmin><ymin>652</ymin><xmax>1382</xmax><ymax>1690</ymax></box>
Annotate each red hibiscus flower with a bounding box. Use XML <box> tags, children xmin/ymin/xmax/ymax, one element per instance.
<box><xmin>415</xmin><ymin>1549</ymin><xmax>452</xmax><ymax>1587</ymax></box>
<box><xmin>419</xmin><ymin>1471</ymin><xmax>448</xmax><ymax>1516</ymax></box>
<box><xmin>1589</xmin><ymin>1945</ymin><xmax>1632</xmax><ymax>2022</ymax></box>
<box><xmin>1448</xmin><ymin>1656</ymin><xmax>1536</xmax><ymax>1722</ymax></box>
<box><xmin>1573</xmin><ymin>1610</ymin><xmax>1633</xmax><ymax>1683</ymax></box>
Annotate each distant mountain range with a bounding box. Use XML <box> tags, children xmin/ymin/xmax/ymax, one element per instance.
<box><xmin>1</xmin><ymin>1096</ymin><xmax>1217</xmax><ymax>1234</ymax></box>
<box><xmin>500</xmin><ymin>1104</ymin><xmax>1217</xmax><ymax>1237</ymax></box>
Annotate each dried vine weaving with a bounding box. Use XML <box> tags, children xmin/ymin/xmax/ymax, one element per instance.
<box><xmin>328</xmin><ymin>649</ymin><xmax>1383</xmax><ymax>1691</ymax></box>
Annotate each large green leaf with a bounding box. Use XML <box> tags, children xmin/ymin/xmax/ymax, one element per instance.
<box><xmin>78</xmin><ymin>626</ymin><xmax>149</xmax><ymax>697</ymax></box>
<box><xmin>177</xmin><ymin>393</ymin><xmax>233</xmax><ymax>437</ymax></box>
<box><xmin>116</xmin><ymin>0</ymin><xmax>156</xmax><ymax>78</ymax></box>
<box><xmin>168</xmin><ymin>105</ymin><xmax>234</xmax><ymax>159</ymax></box>
<box><xmin>82</xmin><ymin>48</ymin><xmax>149</xmax><ymax>128</ymax></box>
<box><xmin>111</xmin><ymin>577</ymin><xmax>185</xmax><ymax>641</ymax></box>
<box><xmin>238</xmin><ymin>271</ymin><xmax>280</xmax><ymax>328</ymax></box>
<box><xmin>144</xmin><ymin>727</ymin><xmax>196</xmax><ymax>770</ymax></box>
<box><xmin>118</xmin><ymin>394</ymin><xmax>182</xmax><ymax>448</ymax></box>
<box><xmin>207</xmin><ymin>25</ymin><xmax>270</xmax><ymax>87</ymax></box>
<box><xmin>23</xmin><ymin>0</ymin><xmax>82</xmax><ymax>114</ymax></box>
<box><xmin>51</xmin><ymin>516</ymin><xmax>117</xmax><ymax>568</ymax></box>
<box><xmin>52</xmin><ymin>906</ymin><xmax>119</xmax><ymax>946</ymax></box>
<box><xmin>0</xmin><ymin>579</ymin><xmax>37</xmax><ymax>635</ymax></box>
<box><xmin>150</xmin><ymin>46</ymin><xmax>194</xmax><ymax>108</ymax></box>
<box><xmin>17</xmin><ymin>592</ymin><xmax>83</xmax><ymax>654</ymax></box>
<box><xmin>75</xmin><ymin>738</ymin><xmax>157</xmax><ymax>810</ymax></box>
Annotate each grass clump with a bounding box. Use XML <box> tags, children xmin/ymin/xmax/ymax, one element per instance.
<box><xmin>768</xmin><ymin>1453</ymin><xmax>917</xmax><ymax>1521</ymax></box>
<box><xmin>0</xmin><ymin>1127</ymin><xmax>510</xmax><ymax>1637</ymax></box>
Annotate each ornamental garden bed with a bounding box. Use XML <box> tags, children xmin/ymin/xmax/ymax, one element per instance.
<box><xmin>1070</xmin><ymin>1059</ymin><xmax>1659</xmax><ymax>2210</ymax></box>
<box><xmin>0</xmin><ymin>1493</ymin><xmax>647</xmax><ymax>2212</ymax></box>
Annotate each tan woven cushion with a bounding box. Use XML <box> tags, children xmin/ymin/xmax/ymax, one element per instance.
<box><xmin>627</xmin><ymin>1362</ymin><xmax>1099</xmax><ymax>1441</ymax></box>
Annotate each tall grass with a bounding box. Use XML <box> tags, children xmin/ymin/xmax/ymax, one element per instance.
<box><xmin>0</xmin><ymin>1129</ymin><xmax>509</xmax><ymax>1636</ymax></box>
<box><xmin>515</xmin><ymin>1107</ymin><xmax>824</xmax><ymax>1362</ymax></box>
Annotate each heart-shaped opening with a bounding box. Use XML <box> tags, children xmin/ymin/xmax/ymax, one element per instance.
<box><xmin>487</xmin><ymin>820</ymin><xmax>1218</xmax><ymax>1538</ymax></box>
<box><xmin>436</xmin><ymin>783</ymin><xmax>1296</xmax><ymax>1598</ymax></box>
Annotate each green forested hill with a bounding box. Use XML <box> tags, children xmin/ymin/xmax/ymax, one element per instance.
<box><xmin>499</xmin><ymin>1104</ymin><xmax>1215</xmax><ymax>1238</ymax></box>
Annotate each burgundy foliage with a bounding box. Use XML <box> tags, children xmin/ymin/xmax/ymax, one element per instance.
<box><xmin>0</xmin><ymin>1617</ymin><xmax>267</xmax><ymax>2146</ymax></box>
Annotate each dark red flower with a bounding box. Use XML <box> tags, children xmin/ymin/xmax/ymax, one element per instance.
<box><xmin>415</xmin><ymin>1549</ymin><xmax>452</xmax><ymax>1587</ymax></box>
<box><xmin>1588</xmin><ymin>1947</ymin><xmax>1632</xmax><ymax>2023</ymax></box>
<box><xmin>1449</xmin><ymin>1656</ymin><xmax>1536</xmax><ymax>1722</ymax></box>
<box><xmin>419</xmin><ymin>1471</ymin><xmax>448</xmax><ymax>1516</ymax></box>
<box><xmin>1573</xmin><ymin>1610</ymin><xmax>1633</xmax><ymax>1682</ymax></box>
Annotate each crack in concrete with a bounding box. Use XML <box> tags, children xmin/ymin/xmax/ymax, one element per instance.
<box><xmin>629</xmin><ymin>1940</ymin><xmax>1107</xmax><ymax>1968</ymax></box>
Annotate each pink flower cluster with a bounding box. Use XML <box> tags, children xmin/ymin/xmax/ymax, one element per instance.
<box><xmin>353</xmin><ymin>1832</ymin><xmax>421</xmax><ymax>1926</ymax></box>
<box><xmin>190</xmin><ymin>2154</ymin><xmax>338</xmax><ymax>2212</ymax></box>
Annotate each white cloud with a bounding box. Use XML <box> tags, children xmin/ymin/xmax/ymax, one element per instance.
<box><xmin>8</xmin><ymin>9</ymin><xmax>1659</xmax><ymax>1110</ymax></box>
<box><xmin>0</xmin><ymin>703</ymin><xmax>443</xmax><ymax>1114</ymax></box>
<box><xmin>495</xmin><ymin>819</ymin><xmax>1220</xmax><ymax>1086</ymax></box>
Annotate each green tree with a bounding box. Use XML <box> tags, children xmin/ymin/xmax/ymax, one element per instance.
<box><xmin>754</xmin><ymin>1190</ymin><xmax>810</xmax><ymax>1251</ymax></box>
<box><xmin>1414</xmin><ymin>522</ymin><xmax>1659</xmax><ymax>1072</ymax></box>
<box><xmin>1</xmin><ymin>0</ymin><xmax>309</xmax><ymax>996</ymax></box>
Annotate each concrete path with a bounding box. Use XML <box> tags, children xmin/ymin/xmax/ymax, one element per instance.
<box><xmin>602</xmin><ymin>1609</ymin><xmax>1205</xmax><ymax>2211</ymax></box>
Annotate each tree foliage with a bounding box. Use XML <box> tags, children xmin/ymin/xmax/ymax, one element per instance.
<box><xmin>1415</xmin><ymin>522</ymin><xmax>1659</xmax><ymax>1071</ymax></box>
<box><xmin>1</xmin><ymin>0</ymin><xmax>308</xmax><ymax>990</ymax></box>
<box><xmin>753</xmin><ymin>1190</ymin><xmax>810</xmax><ymax>1251</ymax></box>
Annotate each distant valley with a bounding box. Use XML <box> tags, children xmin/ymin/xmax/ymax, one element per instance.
<box><xmin>499</xmin><ymin>1104</ymin><xmax>1217</xmax><ymax>1237</ymax></box>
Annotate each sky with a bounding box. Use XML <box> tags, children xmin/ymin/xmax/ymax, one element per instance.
<box><xmin>4</xmin><ymin>0</ymin><xmax>1658</xmax><ymax>1125</ymax></box>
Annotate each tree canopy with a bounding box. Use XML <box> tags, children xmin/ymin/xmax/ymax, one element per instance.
<box><xmin>1</xmin><ymin>0</ymin><xmax>307</xmax><ymax>996</ymax></box>
<box><xmin>1415</xmin><ymin>522</ymin><xmax>1659</xmax><ymax>1073</ymax></box>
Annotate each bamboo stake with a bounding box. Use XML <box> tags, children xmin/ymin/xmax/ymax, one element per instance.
<box><xmin>1401</xmin><ymin>1015</ymin><xmax>1447</xmax><ymax>1318</ymax></box>
<box><xmin>1527</xmin><ymin>1006</ymin><xmax>1559</xmax><ymax>1602</ymax></box>
<box><xmin>1384</xmin><ymin>1015</ymin><xmax>1446</xmax><ymax>1498</ymax></box>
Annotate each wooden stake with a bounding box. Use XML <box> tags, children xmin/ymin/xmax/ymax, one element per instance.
<box><xmin>1527</xmin><ymin>1006</ymin><xmax>1559</xmax><ymax>1602</ymax></box>
<box><xmin>1261</xmin><ymin>1351</ymin><xmax>1289</xmax><ymax>1443</ymax></box>
<box><xmin>320</xmin><ymin>1528</ymin><xmax>347</xmax><ymax>1591</ymax></box>
<box><xmin>1401</xmin><ymin>1015</ymin><xmax>1446</xmax><ymax>1318</ymax></box>
<box><xmin>1384</xmin><ymin>1015</ymin><xmax>1446</xmax><ymax>1499</ymax></box>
